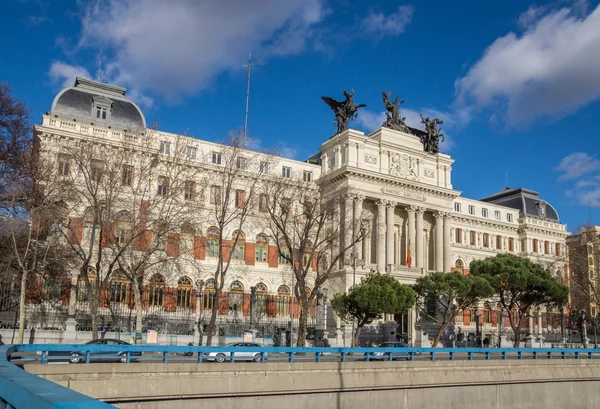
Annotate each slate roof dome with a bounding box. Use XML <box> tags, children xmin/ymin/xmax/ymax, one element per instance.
<box><xmin>480</xmin><ymin>187</ymin><xmax>560</xmax><ymax>222</ymax></box>
<box><xmin>50</xmin><ymin>77</ymin><xmax>146</xmax><ymax>130</ymax></box>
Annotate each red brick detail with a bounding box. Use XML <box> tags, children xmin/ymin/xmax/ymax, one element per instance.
<box><xmin>222</xmin><ymin>240</ymin><xmax>232</xmax><ymax>262</ymax></box>
<box><xmin>68</xmin><ymin>217</ymin><xmax>84</xmax><ymax>244</ymax></box>
<box><xmin>61</xmin><ymin>278</ymin><xmax>71</xmax><ymax>306</ymax></box>
<box><xmin>464</xmin><ymin>309</ymin><xmax>471</xmax><ymax>325</ymax></box>
<box><xmin>99</xmin><ymin>287</ymin><xmax>110</xmax><ymax>308</ymax></box>
<box><xmin>218</xmin><ymin>292</ymin><xmax>229</xmax><ymax>315</ymax></box>
<box><xmin>26</xmin><ymin>277</ymin><xmax>42</xmax><ymax>304</ymax></box>
<box><xmin>491</xmin><ymin>310</ymin><xmax>498</xmax><ymax>327</ymax></box>
<box><xmin>268</xmin><ymin>246</ymin><xmax>279</xmax><ymax>268</ymax></box>
<box><xmin>194</xmin><ymin>236</ymin><xmax>206</xmax><ymax>260</ymax></box>
<box><xmin>167</xmin><ymin>233</ymin><xmax>180</xmax><ymax>257</ymax></box>
<box><xmin>311</xmin><ymin>251</ymin><xmax>318</xmax><ymax>271</ymax></box>
<box><xmin>191</xmin><ymin>289</ymin><xmax>197</xmax><ymax>311</ymax></box>
<box><xmin>243</xmin><ymin>293</ymin><xmax>251</xmax><ymax>316</ymax></box>
<box><xmin>266</xmin><ymin>295</ymin><xmax>277</xmax><ymax>317</ymax></box>
<box><xmin>245</xmin><ymin>242</ymin><xmax>255</xmax><ymax>266</ymax></box>
<box><xmin>293</xmin><ymin>299</ymin><xmax>300</xmax><ymax>318</ymax></box>
<box><xmin>164</xmin><ymin>288</ymin><xmax>177</xmax><ymax>312</ymax></box>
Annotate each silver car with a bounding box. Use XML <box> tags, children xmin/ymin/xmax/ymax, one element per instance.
<box><xmin>204</xmin><ymin>342</ymin><xmax>265</xmax><ymax>363</ymax></box>
<box><xmin>370</xmin><ymin>341</ymin><xmax>411</xmax><ymax>361</ymax></box>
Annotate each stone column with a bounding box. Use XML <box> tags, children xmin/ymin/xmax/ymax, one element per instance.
<box><xmin>443</xmin><ymin>212</ymin><xmax>452</xmax><ymax>272</ymax></box>
<box><xmin>334</xmin><ymin>145</ymin><xmax>342</xmax><ymax>170</ymax></box>
<box><xmin>353</xmin><ymin>194</ymin><xmax>364</xmax><ymax>260</ymax></box>
<box><xmin>416</xmin><ymin>207</ymin><xmax>425</xmax><ymax>269</ymax></box>
<box><xmin>332</xmin><ymin>198</ymin><xmax>341</xmax><ymax>268</ymax></box>
<box><xmin>377</xmin><ymin>200</ymin><xmax>387</xmax><ymax>272</ymax></box>
<box><xmin>320</xmin><ymin>153</ymin><xmax>328</xmax><ymax>174</ymax></box>
<box><xmin>435</xmin><ymin>212</ymin><xmax>444</xmax><ymax>272</ymax></box>
<box><xmin>344</xmin><ymin>194</ymin><xmax>354</xmax><ymax>263</ymax></box>
<box><xmin>386</xmin><ymin>201</ymin><xmax>396</xmax><ymax>270</ymax></box>
<box><xmin>407</xmin><ymin>206</ymin><xmax>416</xmax><ymax>267</ymax></box>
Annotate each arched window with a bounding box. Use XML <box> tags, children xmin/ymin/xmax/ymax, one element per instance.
<box><xmin>180</xmin><ymin>223</ymin><xmax>195</xmax><ymax>254</ymax></box>
<box><xmin>455</xmin><ymin>259</ymin><xmax>464</xmax><ymax>268</ymax></box>
<box><xmin>483</xmin><ymin>302</ymin><xmax>491</xmax><ymax>324</ymax></box>
<box><xmin>253</xmin><ymin>283</ymin><xmax>268</xmax><ymax>316</ymax></box>
<box><xmin>83</xmin><ymin>208</ymin><xmax>100</xmax><ymax>242</ymax></box>
<box><xmin>110</xmin><ymin>270</ymin><xmax>128</xmax><ymax>303</ymax></box>
<box><xmin>232</xmin><ymin>230</ymin><xmax>245</xmax><ymax>260</ymax></box>
<box><xmin>207</xmin><ymin>227</ymin><xmax>219</xmax><ymax>257</ymax></box>
<box><xmin>76</xmin><ymin>267</ymin><xmax>97</xmax><ymax>302</ymax></box>
<box><xmin>255</xmin><ymin>234</ymin><xmax>268</xmax><ymax>262</ymax></box>
<box><xmin>229</xmin><ymin>281</ymin><xmax>244</xmax><ymax>313</ymax></box>
<box><xmin>148</xmin><ymin>274</ymin><xmax>165</xmax><ymax>307</ymax></box>
<box><xmin>115</xmin><ymin>211</ymin><xmax>133</xmax><ymax>245</ymax></box>
<box><xmin>276</xmin><ymin>285</ymin><xmax>290</xmax><ymax>316</ymax></box>
<box><xmin>176</xmin><ymin>277</ymin><xmax>193</xmax><ymax>309</ymax></box>
<box><xmin>203</xmin><ymin>279</ymin><xmax>216</xmax><ymax>310</ymax></box>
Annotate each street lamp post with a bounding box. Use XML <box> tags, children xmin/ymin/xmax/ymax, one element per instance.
<box><xmin>497</xmin><ymin>305</ymin><xmax>504</xmax><ymax>348</ymax></box>
<box><xmin>474</xmin><ymin>309</ymin><xmax>481</xmax><ymax>347</ymax></box>
<box><xmin>560</xmin><ymin>308</ymin><xmax>566</xmax><ymax>345</ymax></box>
<box><xmin>196</xmin><ymin>279</ymin><xmax>205</xmax><ymax>346</ymax></box>
<box><xmin>345</xmin><ymin>250</ymin><xmax>365</xmax><ymax>347</ymax></box>
<box><xmin>250</xmin><ymin>286</ymin><xmax>256</xmax><ymax>329</ymax></box>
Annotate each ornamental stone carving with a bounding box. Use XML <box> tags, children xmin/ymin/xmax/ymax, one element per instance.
<box><xmin>424</xmin><ymin>169</ymin><xmax>435</xmax><ymax>178</ymax></box>
<box><xmin>389</xmin><ymin>153</ymin><xmax>419</xmax><ymax>181</ymax></box>
<box><xmin>416</xmin><ymin>206</ymin><xmax>426</xmax><ymax>214</ymax></box>
<box><xmin>386</xmin><ymin>200</ymin><xmax>397</xmax><ymax>208</ymax></box>
<box><xmin>354</xmin><ymin>194</ymin><xmax>365</xmax><ymax>203</ymax></box>
<box><xmin>364</xmin><ymin>154</ymin><xmax>377</xmax><ymax>164</ymax></box>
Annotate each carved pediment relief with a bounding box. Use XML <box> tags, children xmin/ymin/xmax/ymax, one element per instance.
<box><xmin>389</xmin><ymin>153</ymin><xmax>419</xmax><ymax>181</ymax></box>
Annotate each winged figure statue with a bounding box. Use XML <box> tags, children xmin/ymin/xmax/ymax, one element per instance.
<box><xmin>420</xmin><ymin>114</ymin><xmax>445</xmax><ymax>154</ymax></box>
<box><xmin>382</xmin><ymin>91</ymin><xmax>409</xmax><ymax>133</ymax></box>
<box><xmin>321</xmin><ymin>90</ymin><xmax>366</xmax><ymax>134</ymax></box>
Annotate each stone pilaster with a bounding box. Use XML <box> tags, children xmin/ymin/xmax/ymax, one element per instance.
<box><xmin>386</xmin><ymin>201</ymin><xmax>396</xmax><ymax>270</ymax></box>
<box><xmin>407</xmin><ymin>205</ymin><xmax>416</xmax><ymax>267</ymax></box>
<box><xmin>435</xmin><ymin>212</ymin><xmax>444</xmax><ymax>272</ymax></box>
<box><xmin>353</xmin><ymin>194</ymin><xmax>365</xmax><ymax>260</ymax></box>
<box><xmin>416</xmin><ymin>207</ymin><xmax>425</xmax><ymax>269</ymax></box>
<box><xmin>377</xmin><ymin>200</ymin><xmax>387</xmax><ymax>272</ymax></box>
<box><xmin>443</xmin><ymin>212</ymin><xmax>452</xmax><ymax>272</ymax></box>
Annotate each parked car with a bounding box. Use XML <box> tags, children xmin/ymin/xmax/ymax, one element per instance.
<box><xmin>49</xmin><ymin>339</ymin><xmax>142</xmax><ymax>363</ymax></box>
<box><xmin>369</xmin><ymin>341</ymin><xmax>411</xmax><ymax>361</ymax></box>
<box><xmin>204</xmin><ymin>342</ymin><xmax>266</xmax><ymax>363</ymax></box>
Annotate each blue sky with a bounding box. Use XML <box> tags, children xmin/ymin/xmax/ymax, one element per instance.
<box><xmin>3</xmin><ymin>0</ymin><xmax>600</xmax><ymax>232</ymax></box>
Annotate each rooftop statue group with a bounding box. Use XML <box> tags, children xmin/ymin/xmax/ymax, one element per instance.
<box><xmin>321</xmin><ymin>90</ymin><xmax>445</xmax><ymax>154</ymax></box>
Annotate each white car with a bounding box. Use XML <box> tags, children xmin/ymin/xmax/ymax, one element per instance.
<box><xmin>204</xmin><ymin>342</ymin><xmax>266</xmax><ymax>363</ymax></box>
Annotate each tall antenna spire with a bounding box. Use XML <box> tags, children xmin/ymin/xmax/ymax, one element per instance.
<box><xmin>243</xmin><ymin>53</ymin><xmax>251</xmax><ymax>144</ymax></box>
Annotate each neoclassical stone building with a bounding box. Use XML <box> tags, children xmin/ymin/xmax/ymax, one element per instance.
<box><xmin>30</xmin><ymin>78</ymin><xmax>569</xmax><ymax>346</ymax></box>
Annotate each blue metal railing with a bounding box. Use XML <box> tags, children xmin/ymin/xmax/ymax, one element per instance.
<box><xmin>0</xmin><ymin>345</ymin><xmax>116</xmax><ymax>409</ymax></box>
<box><xmin>7</xmin><ymin>344</ymin><xmax>600</xmax><ymax>365</ymax></box>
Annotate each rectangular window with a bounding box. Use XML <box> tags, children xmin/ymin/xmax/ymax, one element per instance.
<box><xmin>96</xmin><ymin>106</ymin><xmax>107</xmax><ymax>120</ymax></box>
<box><xmin>236</xmin><ymin>156</ymin><xmax>246</xmax><ymax>170</ymax></box>
<box><xmin>157</xmin><ymin>176</ymin><xmax>169</xmax><ymax>196</ymax></box>
<box><xmin>483</xmin><ymin>233</ymin><xmax>489</xmax><ymax>248</ymax></box>
<box><xmin>159</xmin><ymin>141</ymin><xmax>171</xmax><ymax>155</ymax></box>
<box><xmin>455</xmin><ymin>228</ymin><xmax>462</xmax><ymax>244</ymax></box>
<box><xmin>470</xmin><ymin>231</ymin><xmax>476</xmax><ymax>246</ymax></box>
<box><xmin>509</xmin><ymin>238</ymin><xmax>515</xmax><ymax>252</ymax></box>
<box><xmin>544</xmin><ymin>241</ymin><xmax>549</xmax><ymax>255</ymax></box>
<box><xmin>303</xmin><ymin>170</ymin><xmax>312</xmax><ymax>182</ymax></box>
<box><xmin>482</xmin><ymin>208</ymin><xmax>488</xmax><ymax>218</ymax></box>
<box><xmin>495</xmin><ymin>210</ymin><xmax>501</xmax><ymax>220</ymax></box>
<box><xmin>281</xmin><ymin>198</ymin><xmax>291</xmax><ymax>215</ymax></box>
<box><xmin>260</xmin><ymin>161</ymin><xmax>269</xmax><ymax>174</ymax></box>
<box><xmin>186</xmin><ymin>147</ymin><xmax>197</xmax><ymax>160</ymax></box>
<box><xmin>507</xmin><ymin>214</ymin><xmax>513</xmax><ymax>222</ymax></box>
<box><xmin>58</xmin><ymin>155</ymin><xmax>71</xmax><ymax>176</ymax></box>
<box><xmin>235</xmin><ymin>189</ymin><xmax>246</xmax><ymax>208</ymax></box>
<box><xmin>212</xmin><ymin>152</ymin><xmax>222</xmax><ymax>165</ymax></box>
<box><xmin>279</xmin><ymin>248</ymin><xmax>291</xmax><ymax>264</ymax></box>
<box><xmin>255</xmin><ymin>244</ymin><xmax>268</xmax><ymax>262</ymax></box>
<box><xmin>496</xmin><ymin>235</ymin><xmax>502</xmax><ymax>250</ymax></box>
<box><xmin>210</xmin><ymin>185</ymin><xmax>221</xmax><ymax>205</ymax></box>
<box><xmin>259</xmin><ymin>193</ymin><xmax>269</xmax><ymax>213</ymax></box>
<box><xmin>153</xmin><ymin>233</ymin><xmax>166</xmax><ymax>250</ymax></box>
<box><xmin>90</xmin><ymin>160</ymin><xmax>103</xmax><ymax>183</ymax></box>
<box><xmin>555</xmin><ymin>243</ymin><xmax>561</xmax><ymax>255</ymax></box>
<box><xmin>533</xmin><ymin>239</ymin><xmax>539</xmax><ymax>253</ymax></box>
<box><xmin>184</xmin><ymin>181</ymin><xmax>196</xmax><ymax>200</ymax></box>
<box><xmin>454</xmin><ymin>202</ymin><xmax>461</xmax><ymax>212</ymax></box>
<box><xmin>180</xmin><ymin>234</ymin><xmax>194</xmax><ymax>254</ymax></box>
<box><xmin>122</xmin><ymin>165</ymin><xmax>133</xmax><ymax>187</ymax></box>
<box><xmin>468</xmin><ymin>205</ymin><xmax>475</xmax><ymax>215</ymax></box>
<box><xmin>282</xmin><ymin>166</ymin><xmax>291</xmax><ymax>178</ymax></box>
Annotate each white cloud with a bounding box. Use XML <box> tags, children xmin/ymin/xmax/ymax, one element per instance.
<box><xmin>360</xmin><ymin>5</ymin><xmax>413</xmax><ymax>38</ymax></box>
<box><xmin>555</xmin><ymin>152</ymin><xmax>600</xmax><ymax>180</ymax></box>
<box><xmin>557</xmin><ymin>152</ymin><xmax>600</xmax><ymax>206</ymax></box>
<box><xmin>56</xmin><ymin>0</ymin><xmax>326</xmax><ymax>100</ymax></box>
<box><xmin>49</xmin><ymin>61</ymin><xmax>91</xmax><ymax>88</ymax></box>
<box><xmin>455</xmin><ymin>4</ymin><xmax>600</xmax><ymax>126</ymax></box>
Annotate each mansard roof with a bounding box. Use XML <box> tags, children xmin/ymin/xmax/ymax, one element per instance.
<box><xmin>50</xmin><ymin>77</ymin><xmax>146</xmax><ymax>131</ymax></box>
<box><xmin>480</xmin><ymin>187</ymin><xmax>560</xmax><ymax>222</ymax></box>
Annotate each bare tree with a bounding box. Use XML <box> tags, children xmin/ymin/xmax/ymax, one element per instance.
<box><xmin>204</xmin><ymin>131</ymin><xmax>265</xmax><ymax>345</ymax></box>
<box><xmin>264</xmin><ymin>178</ymin><xmax>365</xmax><ymax>347</ymax></box>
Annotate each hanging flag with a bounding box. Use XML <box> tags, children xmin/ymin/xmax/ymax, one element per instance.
<box><xmin>407</xmin><ymin>239</ymin><xmax>412</xmax><ymax>267</ymax></box>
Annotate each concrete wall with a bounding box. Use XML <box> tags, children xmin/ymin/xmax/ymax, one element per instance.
<box><xmin>26</xmin><ymin>359</ymin><xmax>600</xmax><ymax>409</ymax></box>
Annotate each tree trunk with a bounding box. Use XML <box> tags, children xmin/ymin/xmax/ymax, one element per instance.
<box><xmin>206</xmin><ymin>289</ymin><xmax>220</xmax><ymax>346</ymax></box>
<box><xmin>354</xmin><ymin>324</ymin><xmax>364</xmax><ymax>346</ymax></box>
<box><xmin>17</xmin><ymin>270</ymin><xmax>28</xmax><ymax>344</ymax></box>
<box><xmin>133</xmin><ymin>282</ymin><xmax>143</xmax><ymax>344</ymax></box>
<box><xmin>432</xmin><ymin>319</ymin><xmax>450</xmax><ymax>348</ymax></box>
<box><xmin>513</xmin><ymin>326</ymin><xmax>521</xmax><ymax>347</ymax></box>
<box><xmin>297</xmin><ymin>302</ymin><xmax>308</xmax><ymax>347</ymax></box>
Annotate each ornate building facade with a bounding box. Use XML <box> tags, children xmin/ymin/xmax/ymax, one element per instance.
<box><xmin>26</xmin><ymin>78</ymin><xmax>569</xmax><ymax>346</ymax></box>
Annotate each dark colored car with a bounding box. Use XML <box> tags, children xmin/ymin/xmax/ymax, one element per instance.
<box><xmin>49</xmin><ymin>339</ymin><xmax>142</xmax><ymax>363</ymax></box>
<box><xmin>370</xmin><ymin>341</ymin><xmax>411</xmax><ymax>361</ymax></box>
